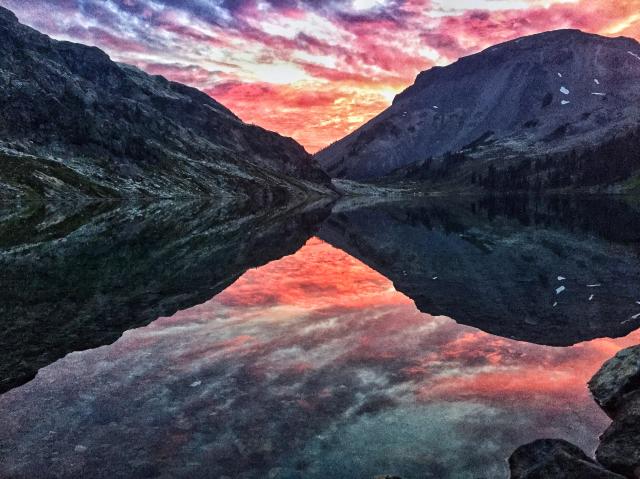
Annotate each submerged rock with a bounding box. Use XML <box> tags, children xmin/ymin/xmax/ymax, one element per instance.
<box><xmin>509</xmin><ymin>439</ymin><xmax>625</xmax><ymax>479</ymax></box>
<box><xmin>589</xmin><ymin>345</ymin><xmax>640</xmax><ymax>417</ymax></box>
<box><xmin>596</xmin><ymin>390</ymin><xmax>640</xmax><ymax>478</ymax></box>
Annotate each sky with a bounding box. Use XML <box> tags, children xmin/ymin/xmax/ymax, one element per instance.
<box><xmin>2</xmin><ymin>0</ymin><xmax>639</xmax><ymax>152</ymax></box>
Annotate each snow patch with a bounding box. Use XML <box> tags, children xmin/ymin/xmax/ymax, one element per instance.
<box><xmin>591</xmin><ymin>92</ymin><xmax>606</xmax><ymax>96</ymax></box>
<box><xmin>433</xmin><ymin>105</ymin><xmax>439</xmax><ymax>109</ymax></box>
<box><xmin>557</xmin><ymin>276</ymin><xmax>566</xmax><ymax>281</ymax></box>
<box><xmin>589</xmin><ymin>294</ymin><xmax>594</xmax><ymax>301</ymax></box>
<box><xmin>557</xmin><ymin>72</ymin><xmax>563</xmax><ymax>78</ymax></box>
<box><xmin>190</xmin><ymin>381</ymin><xmax>202</xmax><ymax>387</ymax></box>
<box><xmin>594</xmin><ymin>79</ymin><xmax>600</xmax><ymax>85</ymax></box>
<box><xmin>556</xmin><ymin>286</ymin><xmax>566</xmax><ymax>295</ymax></box>
<box><xmin>560</xmin><ymin>86</ymin><xmax>570</xmax><ymax>95</ymax></box>
<box><xmin>628</xmin><ymin>51</ymin><xmax>640</xmax><ymax>61</ymax></box>
<box><xmin>561</xmin><ymin>100</ymin><xmax>571</xmax><ymax>105</ymax></box>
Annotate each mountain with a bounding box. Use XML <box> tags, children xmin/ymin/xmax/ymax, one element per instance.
<box><xmin>0</xmin><ymin>7</ymin><xmax>331</xmax><ymax>200</ymax></box>
<box><xmin>316</xmin><ymin>30</ymin><xmax>640</xmax><ymax>185</ymax></box>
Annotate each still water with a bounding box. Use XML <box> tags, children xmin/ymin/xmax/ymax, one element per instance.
<box><xmin>1</xmin><ymin>196</ymin><xmax>640</xmax><ymax>478</ymax></box>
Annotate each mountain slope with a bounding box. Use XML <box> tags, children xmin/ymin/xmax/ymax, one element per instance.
<box><xmin>316</xmin><ymin>29</ymin><xmax>640</xmax><ymax>181</ymax></box>
<box><xmin>0</xmin><ymin>6</ymin><xmax>331</xmax><ymax>199</ymax></box>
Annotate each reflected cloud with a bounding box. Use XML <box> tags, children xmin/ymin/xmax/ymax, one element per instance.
<box><xmin>1</xmin><ymin>234</ymin><xmax>639</xmax><ymax>478</ymax></box>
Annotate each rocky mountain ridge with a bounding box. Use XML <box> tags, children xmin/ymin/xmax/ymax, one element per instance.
<box><xmin>0</xmin><ymin>6</ymin><xmax>331</xmax><ymax>200</ymax></box>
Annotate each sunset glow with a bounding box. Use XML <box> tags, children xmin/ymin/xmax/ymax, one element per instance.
<box><xmin>1</xmin><ymin>0</ymin><xmax>638</xmax><ymax>152</ymax></box>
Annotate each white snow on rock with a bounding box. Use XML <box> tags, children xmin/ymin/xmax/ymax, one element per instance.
<box><xmin>587</xmin><ymin>283</ymin><xmax>602</xmax><ymax>288</ymax></box>
<box><xmin>432</xmin><ymin>276</ymin><xmax>438</xmax><ymax>280</ymax></box>
<box><xmin>75</xmin><ymin>445</ymin><xmax>87</xmax><ymax>453</ymax></box>
<box><xmin>560</xmin><ymin>86</ymin><xmax>570</xmax><ymax>95</ymax></box>
<box><xmin>553</xmin><ymin>302</ymin><xmax>558</xmax><ymax>307</ymax></box>
<box><xmin>433</xmin><ymin>105</ymin><xmax>439</xmax><ymax>109</ymax></box>
<box><xmin>628</xmin><ymin>51</ymin><xmax>640</xmax><ymax>61</ymax></box>
<box><xmin>594</xmin><ymin>79</ymin><xmax>600</xmax><ymax>85</ymax></box>
<box><xmin>591</xmin><ymin>92</ymin><xmax>606</xmax><ymax>96</ymax></box>
<box><xmin>632</xmin><ymin>312</ymin><xmax>640</xmax><ymax>320</ymax></box>
<box><xmin>557</xmin><ymin>72</ymin><xmax>563</xmax><ymax>78</ymax></box>
<box><xmin>557</xmin><ymin>276</ymin><xmax>566</xmax><ymax>281</ymax></box>
<box><xmin>561</xmin><ymin>100</ymin><xmax>571</xmax><ymax>105</ymax></box>
<box><xmin>190</xmin><ymin>380</ymin><xmax>202</xmax><ymax>388</ymax></box>
<box><xmin>556</xmin><ymin>286</ymin><xmax>566</xmax><ymax>295</ymax></box>
<box><xmin>589</xmin><ymin>294</ymin><xmax>594</xmax><ymax>301</ymax></box>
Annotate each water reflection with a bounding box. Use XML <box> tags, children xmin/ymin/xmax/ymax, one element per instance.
<box><xmin>1</xmin><ymin>196</ymin><xmax>640</xmax><ymax>478</ymax></box>
<box><xmin>323</xmin><ymin>196</ymin><xmax>640</xmax><ymax>345</ymax></box>
<box><xmin>0</xmin><ymin>199</ymin><xmax>331</xmax><ymax>392</ymax></box>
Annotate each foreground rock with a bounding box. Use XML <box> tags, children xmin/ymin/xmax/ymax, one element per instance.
<box><xmin>510</xmin><ymin>344</ymin><xmax>640</xmax><ymax>479</ymax></box>
<box><xmin>0</xmin><ymin>6</ymin><xmax>331</xmax><ymax>200</ymax></box>
<box><xmin>589</xmin><ymin>345</ymin><xmax>640</xmax><ymax>478</ymax></box>
<box><xmin>596</xmin><ymin>391</ymin><xmax>640</xmax><ymax>478</ymax></box>
<box><xmin>589</xmin><ymin>345</ymin><xmax>640</xmax><ymax>417</ymax></box>
<box><xmin>509</xmin><ymin>439</ymin><xmax>625</xmax><ymax>479</ymax></box>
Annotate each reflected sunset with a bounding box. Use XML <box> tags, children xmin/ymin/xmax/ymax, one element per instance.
<box><xmin>2</xmin><ymin>235</ymin><xmax>639</xmax><ymax>478</ymax></box>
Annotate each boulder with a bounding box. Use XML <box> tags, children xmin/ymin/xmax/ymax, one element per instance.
<box><xmin>589</xmin><ymin>345</ymin><xmax>640</xmax><ymax>417</ymax></box>
<box><xmin>596</xmin><ymin>390</ymin><xmax>640</xmax><ymax>478</ymax></box>
<box><xmin>509</xmin><ymin>439</ymin><xmax>625</xmax><ymax>479</ymax></box>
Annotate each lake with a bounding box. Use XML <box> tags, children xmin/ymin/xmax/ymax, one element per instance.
<box><xmin>1</xmin><ymin>196</ymin><xmax>639</xmax><ymax>478</ymax></box>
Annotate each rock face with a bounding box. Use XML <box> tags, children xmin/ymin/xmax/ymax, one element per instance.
<box><xmin>316</xmin><ymin>30</ymin><xmax>640</xmax><ymax>181</ymax></box>
<box><xmin>589</xmin><ymin>345</ymin><xmax>640</xmax><ymax>417</ymax></box>
<box><xmin>0</xmin><ymin>6</ymin><xmax>331</xmax><ymax>199</ymax></box>
<box><xmin>509</xmin><ymin>439</ymin><xmax>625</xmax><ymax>479</ymax></box>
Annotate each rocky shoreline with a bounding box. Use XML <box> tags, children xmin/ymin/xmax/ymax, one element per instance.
<box><xmin>510</xmin><ymin>345</ymin><xmax>640</xmax><ymax>478</ymax></box>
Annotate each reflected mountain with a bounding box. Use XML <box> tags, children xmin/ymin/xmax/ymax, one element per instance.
<box><xmin>320</xmin><ymin>195</ymin><xmax>640</xmax><ymax>346</ymax></box>
<box><xmin>0</xmin><ymin>199</ymin><xmax>332</xmax><ymax>393</ymax></box>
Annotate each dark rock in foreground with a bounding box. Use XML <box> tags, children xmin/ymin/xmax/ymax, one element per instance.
<box><xmin>596</xmin><ymin>391</ymin><xmax>640</xmax><ymax>478</ymax></box>
<box><xmin>589</xmin><ymin>345</ymin><xmax>640</xmax><ymax>417</ymax></box>
<box><xmin>511</xmin><ymin>344</ymin><xmax>640</xmax><ymax>479</ymax></box>
<box><xmin>590</xmin><ymin>345</ymin><xmax>640</xmax><ymax>478</ymax></box>
<box><xmin>509</xmin><ymin>439</ymin><xmax>625</xmax><ymax>479</ymax></box>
